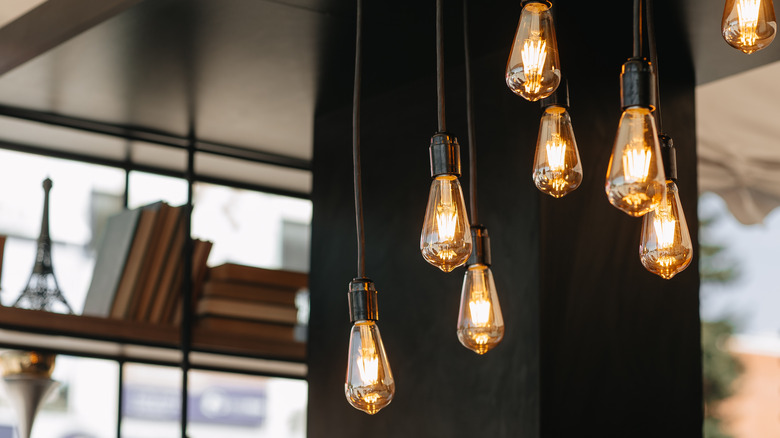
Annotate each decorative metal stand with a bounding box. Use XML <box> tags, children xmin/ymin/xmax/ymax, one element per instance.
<box><xmin>0</xmin><ymin>351</ymin><xmax>59</xmax><ymax>438</ymax></box>
<box><xmin>13</xmin><ymin>178</ymin><xmax>73</xmax><ymax>314</ymax></box>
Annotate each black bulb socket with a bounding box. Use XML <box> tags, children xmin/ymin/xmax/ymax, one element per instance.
<box><xmin>659</xmin><ymin>134</ymin><xmax>677</xmax><ymax>182</ymax></box>
<box><xmin>348</xmin><ymin>278</ymin><xmax>379</xmax><ymax>323</ymax></box>
<box><xmin>540</xmin><ymin>78</ymin><xmax>569</xmax><ymax>111</ymax></box>
<box><xmin>429</xmin><ymin>132</ymin><xmax>461</xmax><ymax>178</ymax></box>
<box><xmin>521</xmin><ymin>0</ymin><xmax>552</xmax><ymax>8</ymax></box>
<box><xmin>467</xmin><ymin>225</ymin><xmax>492</xmax><ymax>267</ymax></box>
<box><xmin>620</xmin><ymin>58</ymin><xmax>656</xmax><ymax>110</ymax></box>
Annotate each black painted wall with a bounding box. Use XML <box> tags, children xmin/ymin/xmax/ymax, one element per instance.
<box><xmin>308</xmin><ymin>1</ymin><xmax>700</xmax><ymax>437</ymax></box>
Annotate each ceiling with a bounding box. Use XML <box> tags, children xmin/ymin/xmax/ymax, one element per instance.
<box><xmin>0</xmin><ymin>0</ymin><xmax>777</xmax><ymax>215</ymax></box>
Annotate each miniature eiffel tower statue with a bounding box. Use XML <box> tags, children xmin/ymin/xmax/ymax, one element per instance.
<box><xmin>12</xmin><ymin>178</ymin><xmax>73</xmax><ymax>314</ymax></box>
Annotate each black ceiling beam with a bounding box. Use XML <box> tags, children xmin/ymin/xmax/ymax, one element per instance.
<box><xmin>0</xmin><ymin>104</ymin><xmax>312</xmax><ymax>171</ymax></box>
<box><xmin>0</xmin><ymin>137</ymin><xmax>311</xmax><ymax>200</ymax></box>
<box><xmin>0</xmin><ymin>0</ymin><xmax>144</xmax><ymax>76</ymax></box>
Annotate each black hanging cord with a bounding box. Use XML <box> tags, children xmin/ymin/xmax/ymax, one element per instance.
<box><xmin>633</xmin><ymin>0</ymin><xmax>643</xmax><ymax>59</ymax></box>
<box><xmin>436</xmin><ymin>0</ymin><xmax>447</xmax><ymax>132</ymax></box>
<box><xmin>463</xmin><ymin>0</ymin><xmax>478</xmax><ymax>224</ymax></box>
<box><xmin>353</xmin><ymin>0</ymin><xmax>366</xmax><ymax>278</ymax></box>
<box><xmin>646</xmin><ymin>0</ymin><xmax>663</xmax><ymax>133</ymax></box>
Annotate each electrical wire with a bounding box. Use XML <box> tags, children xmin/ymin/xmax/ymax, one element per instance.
<box><xmin>463</xmin><ymin>0</ymin><xmax>478</xmax><ymax>224</ymax></box>
<box><xmin>633</xmin><ymin>0</ymin><xmax>643</xmax><ymax>59</ymax></box>
<box><xmin>645</xmin><ymin>0</ymin><xmax>664</xmax><ymax>133</ymax></box>
<box><xmin>353</xmin><ymin>0</ymin><xmax>366</xmax><ymax>278</ymax></box>
<box><xmin>436</xmin><ymin>0</ymin><xmax>447</xmax><ymax>132</ymax></box>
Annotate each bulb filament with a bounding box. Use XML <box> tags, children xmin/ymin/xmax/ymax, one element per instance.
<box><xmin>738</xmin><ymin>0</ymin><xmax>761</xmax><ymax>46</ymax></box>
<box><xmin>622</xmin><ymin>146</ymin><xmax>651</xmax><ymax>184</ymax></box>
<box><xmin>357</xmin><ymin>325</ymin><xmax>379</xmax><ymax>385</ymax></box>
<box><xmin>653</xmin><ymin>212</ymin><xmax>677</xmax><ymax>250</ymax></box>
<box><xmin>521</xmin><ymin>37</ymin><xmax>547</xmax><ymax>95</ymax></box>
<box><xmin>546</xmin><ymin>134</ymin><xmax>567</xmax><ymax>172</ymax></box>
<box><xmin>469</xmin><ymin>296</ymin><xmax>491</xmax><ymax>327</ymax></box>
<box><xmin>435</xmin><ymin>179</ymin><xmax>458</xmax><ymax>242</ymax></box>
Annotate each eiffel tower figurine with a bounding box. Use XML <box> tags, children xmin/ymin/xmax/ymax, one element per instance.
<box><xmin>12</xmin><ymin>178</ymin><xmax>73</xmax><ymax>314</ymax></box>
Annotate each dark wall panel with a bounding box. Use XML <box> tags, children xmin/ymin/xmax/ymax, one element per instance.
<box><xmin>307</xmin><ymin>46</ymin><xmax>541</xmax><ymax>436</ymax></box>
<box><xmin>308</xmin><ymin>1</ymin><xmax>700</xmax><ymax>437</ymax></box>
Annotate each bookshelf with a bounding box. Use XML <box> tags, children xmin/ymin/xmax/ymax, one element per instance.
<box><xmin>0</xmin><ymin>104</ymin><xmax>312</xmax><ymax>437</ymax></box>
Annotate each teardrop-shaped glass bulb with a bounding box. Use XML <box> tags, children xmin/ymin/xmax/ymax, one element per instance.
<box><xmin>420</xmin><ymin>175</ymin><xmax>472</xmax><ymax>272</ymax></box>
<box><xmin>640</xmin><ymin>181</ymin><xmax>693</xmax><ymax>279</ymax></box>
<box><xmin>722</xmin><ymin>0</ymin><xmax>776</xmax><ymax>54</ymax></box>
<box><xmin>505</xmin><ymin>2</ymin><xmax>561</xmax><ymax>101</ymax></box>
<box><xmin>345</xmin><ymin>320</ymin><xmax>395</xmax><ymax>415</ymax></box>
<box><xmin>456</xmin><ymin>264</ymin><xmax>504</xmax><ymax>355</ymax></box>
<box><xmin>533</xmin><ymin>105</ymin><xmax>583</xmax><ymax>198</ymax></box>
<box><xmin>605</xmin><ymin>107</ymin><xmax>666</xmax><ymax>217</ymax></box>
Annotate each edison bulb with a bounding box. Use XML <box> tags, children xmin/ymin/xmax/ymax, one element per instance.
<box><xmin>722</xmin><ymin>0</ymin><xmax>776</xmax><ymax>53</ymax></box>
<box><xmin>640</xmin><ymin>181</ymin><xmax>693</xmax><ymax>279</ymax></box>
<box><xmin>533</xmin><ymin>106</ymin><xmax>583</xmax><ymax>197</ymax></box>
<box><xmin>420</xmin><ymin>175</ymin><xmax>472</xmax><ymax>272</ymax></box>
<box><xmin>506</xmin><ymin>2</ymin><xmax>561</xmax><ymax>101</ymax></box>
<box><xmin>345</xmin><ymin>320</ymin><xmax>395</xmax><ymax>414</ymax></box>
<box><xmin>605</xmin><ymin>107</ymin><xmax>666</xmax><ymax>216</ymax></box>
<box><xmin>456</xmin><ymin>264</ymin><xmax>504</xmax><ymax>355</ymax></box>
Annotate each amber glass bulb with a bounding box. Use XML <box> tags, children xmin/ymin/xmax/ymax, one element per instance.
<box><xmin>533</xmin><ymin>106</ymin><xmax>583</xmax><ymax>198</ymax></box>
<box><xmin>505</xmin><ymin>2</ymin><xmax>561</xmax><ymax>101</ymax></box>
<box><xmin>345</xmin><ymin>320</ymin><xmax>395</xmax><ymax>415</ymax></box>
<box><xmin>640</xmin><ymin>180</ymin><xmax>693</xmax><ymax>279</ymax></box>
<box><xmin>605</xmin><ymin>107</ymin><xmax>666</xmax><ymax>217</ymax></box>
<box><xmin>420</xmin><ymin>175</ymin><xmax>472</xmax><ymax>272</ymax></box>
<box><xmin>456</xmin><ymin>264</ymin><xmax>505</xmax><ymax>355</ymax></box>
<box><xmin>722</xmin><ymin>0</ymin><xmax>776</xmax><ymax>53</ymax></box>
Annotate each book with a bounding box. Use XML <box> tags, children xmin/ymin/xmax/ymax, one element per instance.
<box><xmin>197</xmin><ymin>315</ymin><xmax>296</xmax><ymax>342</ymax></box>
<box><xmin>146</xmin><ymin>220</ymin><xmax>186</xmax><ymax>323</ymax></box>
<box><xmin>0</xmin><ymin>234</ymin><xmax>6</xmax><ymax>290</ymax></box>
<box><xmin>82</xmin><ymin>208</ymin><xmax>142</xmax><ymax>317</ymax></box>
<box><xmin>196</xmin><ymin>297</ymin><xmax>298</xmax><ymax>324</ymax></box>
<box><xmin>119</xmin><ymin>203</ymin><xmax>169</xmax><ymax>319</ymax></box>
<box><xmin>208</xmin><ymin>263</ymin><xmax>308</xmax><ymax>290</ymax></box>
<box><xmin>167</xmin><ymin>239</ymin><xmax>213</xmax><ymax>325</ymax></box>
<box><xmin>131</xmin><ymin>204</ymin><xmax>182</xmax><ymax>321</ymax></box>
<box><xmin>201</xmin><ymin>281</ymin><xmax>298</xmax><ymax>307</ymax></box>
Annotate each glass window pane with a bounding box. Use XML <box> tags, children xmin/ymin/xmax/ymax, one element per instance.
<box><xmin>0</xmin><ymin>150</ymin><xmax>125</xmax><ymax>311</ymax></box>
<box><xmin>0</xmin><ymin>355</ymin><xmax>119</xmax><ymax>438</ymax></box>
<box><xmin>127</xmin><ymin>172</ymin><xmax>188</xmax><ymax>210</ymax></box>
<box><xmin>187</xmin><ymin>370</ymin><xmax>306</xmax><ymax>438</ymax></box>
<box><xmin>191</xmin><ymin>183</ymin><xmax>312</xmax><ymax>271</ymax></box>
<box><xmin>699</xmin><ymin>193</ymin><xmax>780</xmax><ymax>438</ymax></box>
<box><xmin>121</xmin><ymin>363</ymin><xmax>182</xmax><ymax>438</ymax></box>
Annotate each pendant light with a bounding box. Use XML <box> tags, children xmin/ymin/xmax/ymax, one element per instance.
<box><xmin>420</xmin><ymin>0</ymin><xmax>472</xmax><ymax>273</ymax></box>
<box><xmin>344</xmin><ymin>0</ymin><xmax>395</xmax><ymax>415</ymax></box>
<box><xmin>605</xmin><ymin>0</ymin><xmax>666</xmax><ymax>217</ymax></box>
<box><xmin>722</xmin><ymin>0</ymin><xmax>776</xmax><ymax>53</ymax></box>
<box><xmin>533</xmin><ymin>78</ymin><xmax>583</xmax><ymax>198</ymax></box>
<box><xmin>456</xmin><ymin>0</ymin><xmax>505</xmax><ymax>355</ymax></box>
<box><xmin>639</xmin><ymin>0</ymin><xmax>693</xmax><ymax>279</ymax></box>
<box><xmin>506</xmin><ymin>0</ymin><xmax>561</xmax><ymax>101</ymax></box>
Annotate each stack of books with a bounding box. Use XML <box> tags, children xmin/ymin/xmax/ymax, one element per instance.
<box><xmin>195</xmin><ymin>263</ymin><xmax>307</xmax><ymax>343</ymax></box>
<box><xmin>82</xmin><ymin>202</ymin><xmax>212</xmax><ymax>325</ymax></box>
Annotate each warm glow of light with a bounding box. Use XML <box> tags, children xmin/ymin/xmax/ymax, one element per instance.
<box><xmin>653</xmin><ymin>211</ymin><xmax>677</xmax><ymax>249</ymax></box>
<box><xmin>738</xmin><ymin>0</ymin><xmax>761</xmax><ymax>46</ymax></box>
<box><xmin>546</xmin><ymin>134</ymin><xmax>566</xmax><ymax>172</ymax></box>
<box><xmin>357</xmin><ymin>325</ymin><xmax>379</xmax><ymax>385</ymax></box>
<box><xmin>469</xmin><ymin>296</ymin><xmax>491</xmax><ymax>327</ymax></box>
<box><xmin>521</xmin><ymin>38</ymin><xmax>547</xmax><ymax>95</ymax></box>
<box><xmin>622</xmin><ymin>146</ymin><xmax>652</xmax><ymax>183</ymax></box>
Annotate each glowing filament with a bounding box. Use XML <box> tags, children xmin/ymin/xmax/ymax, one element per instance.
<box><xmin>521</xmin><ymin>38</ymin><xmax>547</xmax><ymax>95</ymax></box>
<box><xmin>738</xmin><ymin>0</ymin><xmax>761</xmax><ymax>46</ymax></box>
<box><xmin>469</xmin><ymin>297</ymin><xmax>491</xmax><ymax>327</ymax></box>
<box><xmin>435</xmin><ymin>181</ymin><xmax>458</xmax><ymax>242</ymax></box>
<box><xmin>546</xmin><ymin>134</ymin><xmax>567</xmax><ymax>172</ymax></box>
<box><xmin>653</xmin><ymin>209</ymin><xmax>677</xmax><ymax>250</ymax></box>
<box><xmin>622</xmin><ymin>146</ymin><xmax>652</xmax><ymax>183</ymax></box>
<box><xmin>357</xmin><ymin>325</ymin><xmax>379</xmax><ymax>385</ymax></box>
